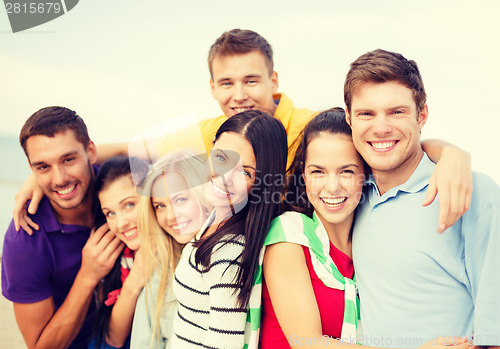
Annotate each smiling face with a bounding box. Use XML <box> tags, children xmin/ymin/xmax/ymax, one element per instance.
<box><xmin>26</xmin><ymin>129</ymin><xmax>96</xmax><ymax>217</ymax></box>
<box><xmin>347</xmin><ymin>81</ymin><xmax>428</xmax><ymax>192</ymax></box>
<box><xmin>152</xmin><ymin>171</ymin><xmax>207</xmax><ymax>244</ymax></box>
<box><xmin>206</xmin><ymin>132</ymin><xmax>256</xmax><ymax>218</ymax></box>
<box><xmin>99</xmin><ymin>175</ymin><xmax>141</xmax><ymax>250</ymax></box>
<box><xmin>304</xmin><ymin>132</ymin><xmax>365</xmax><ymax>232</ymax></box>
<box><xmin>210</xmin><ymin>51</ymin><xmax>279</xmax><ymax>117</ymax></box>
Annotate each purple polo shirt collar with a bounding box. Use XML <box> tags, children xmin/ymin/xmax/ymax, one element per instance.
<box><xmin>35</xmin><ymin>196</ymin><xmax>96</xmax><ymax>234</ymax></box>
<box><xmin>36</xmin><ymin>197</ymin><xmax>64</xmax><ymax>233</ymax></box>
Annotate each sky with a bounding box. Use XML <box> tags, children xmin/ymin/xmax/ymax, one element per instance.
<box><xmin>1</xmin><ymin>0</ymin><xmax>499</xmax><ymax>185</ymax></box>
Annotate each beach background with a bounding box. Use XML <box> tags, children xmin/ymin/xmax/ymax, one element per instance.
<box><xmin>1</xmin><ymin>0</ymin><xmax>499</xmax><ymax>347</ymax></box>
<box><xmin>0</xmin><ymin>136</ymin><xmax>29</xmax><ymax>347</ymax></box>
<box><xmin>0</xmin><ymin>136</ymin><xmax>31</xmax><ymax>252</ymax></box>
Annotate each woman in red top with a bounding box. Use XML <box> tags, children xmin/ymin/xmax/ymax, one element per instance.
<box><xmin>261</xmin><ymin>108</ymin><xmax>362</xmax><ymax>348</ymax></box>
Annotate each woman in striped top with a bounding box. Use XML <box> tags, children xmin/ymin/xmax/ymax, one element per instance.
<box><xmin>170</xmin><ymin>110</ymin><xmax>288</xmax><ymax>348</ymax></box>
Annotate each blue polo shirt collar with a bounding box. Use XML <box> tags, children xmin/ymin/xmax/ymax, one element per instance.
<box><xmin>365</xmin><ymin>152</ymin><xmax>434</xmax><ymax>207</ymax></box>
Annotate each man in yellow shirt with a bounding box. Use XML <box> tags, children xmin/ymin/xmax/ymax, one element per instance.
<box><xmin>153</xmin><ymin>29</ymin><xmax>316</xmax><ymax>166</ymax></box>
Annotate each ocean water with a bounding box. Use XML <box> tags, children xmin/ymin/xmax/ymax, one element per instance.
<box><xmin>0</xmin><ymin>135</ymin><xmax>32</xmax><ymax>256</ymax></box>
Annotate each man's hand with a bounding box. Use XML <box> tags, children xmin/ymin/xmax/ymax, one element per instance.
<box><xmin>419</xmin><ymin>336</ymin><xmax>473</xmax><ymax>349</ymax></box>
<box><xmin>80</xmin><ymin>224</ymin><xmax>125</xmax><ymax>287</ymax></box>
<box><xmin>423</xmin><ymin>145</ymin><xmax>473</xmax><ymax>233</ymax></box>
<box><xmin>13</xmin><ymin>173</ymin><xmax>42</xmax><ymax>234</ymax></box>
<box><xmin>12</xmin><ymin>225</ymin><xmax>124</xmax><ymax>349</ymax></box>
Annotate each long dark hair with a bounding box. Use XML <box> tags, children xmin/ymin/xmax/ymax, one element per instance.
<box><xmin>194</xmin><ymin>110</ymin><xmax>288</xmax><ymax>308</ymax></box>
<box><xmin>92</xmin><ymin>155</ymin><xmax>145</xmax><ymax>349</ymax></box>
<box><xmin>285</xmin><ymin>107</ymin><xmax>369</xmax><ymax>216</ymax></box>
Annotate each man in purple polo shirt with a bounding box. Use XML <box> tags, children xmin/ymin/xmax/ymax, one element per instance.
<box><xmin>1</xmin><ymin>107</ymin><xmax>124</xmax><ymax>349</ymax></box>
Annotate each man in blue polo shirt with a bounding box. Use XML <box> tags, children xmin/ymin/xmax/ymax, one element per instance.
<box><xmin>345</xmin><ymin>50</ymin><xmax>500</xmax><ymax>348</ymax></box>
<box><xmin>1</xmin><ymin>107</ymin><xmax>124</xmax><ymax>349</ymax></box>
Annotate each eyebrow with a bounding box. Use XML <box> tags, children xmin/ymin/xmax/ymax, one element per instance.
<box><xmin>100</xmin><ymin>195</ymin><xmax>137</xmax><ymax>211</ymax></box>
<box><xmin>243</xmin><ymin>165</ymin><xmax>256</xmax><ymax>171</ymax></box>
<box><xmin>213</xmin><ymin>148</ymin><xmax>256</xmax><ymax>171</ymax></box>
<box><xmin>30</xmin><ymin>151</ymin><xmax>79</xmax><ymax>167</ymax></box>
<box><xmin>151</xmin><ymin>199</ymin><xmax>168</xmax><ymax>206</ymax></box>
<box><xmin>244</xmin><ymin>74</ymin><xmax>261</xmax><ymax>79</ymax></box>
<box><xmin>118</xmin><ymin>195</ymin><xmax>138</xmax><ymax>205</ymax></box>
<box><xmin>307</xmin><ymin>163</ymin><xmax>360</xmax><ymax>170</ymax></box>
<box><xmin>339</xmin><ymin>164</ymin><xmax>360</xmax><ymax>170</ymax></box>
<box><xmin>170</xmin><ymin>191</ymin><xmax>189</xmax><ymax>201</ymax></box>
<box><xmin>215</xmin><ymin>74</ymin><xmax>262</xmax><ymax>84</ymax></box>
<box><xmin>388</xmin><ymin>105</ymin><xmax>411</xmax><ymax>112</ymax></box>
<box><xmin>351</xmin><ymin>107</ymin><xmax>373</xmax><ymax>114</ymax></box>
<box><xmin>214</xmin><ymin>149</ymin><xmax>233</xmax><ymax>162</ymax></box>
<box><xmin>352</xmin><ymin>105</ymin><xmax>410</xmax><ymax>114</ymax></box>
<box><xmin>216</xmin><ymin>77</ymin><xmax>232</xmax><ymax>84</ymax></box>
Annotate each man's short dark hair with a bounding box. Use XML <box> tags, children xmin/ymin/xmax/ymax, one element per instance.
<box><xmin>19</xmin><ymin>106</ymin><xmax>90</xmax><ymax>158</ymax></box>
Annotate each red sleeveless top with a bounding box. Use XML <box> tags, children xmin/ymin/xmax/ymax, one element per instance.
<box><xmin>260</xmin><ymin>241</ymin><xmax>354</xmax><ymax>348</ymax></box>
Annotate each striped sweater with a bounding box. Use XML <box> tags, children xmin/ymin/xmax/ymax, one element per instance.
<box><xmin>171</xmin><ymin>231</ymin><xmax>247</xmax><ymax>349</ymax></box>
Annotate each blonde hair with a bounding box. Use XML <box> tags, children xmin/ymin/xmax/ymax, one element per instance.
<box><xmin>137</xmin><ymin>149</ymin><xmax>210</xmax><ymax>344</ymax></box>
